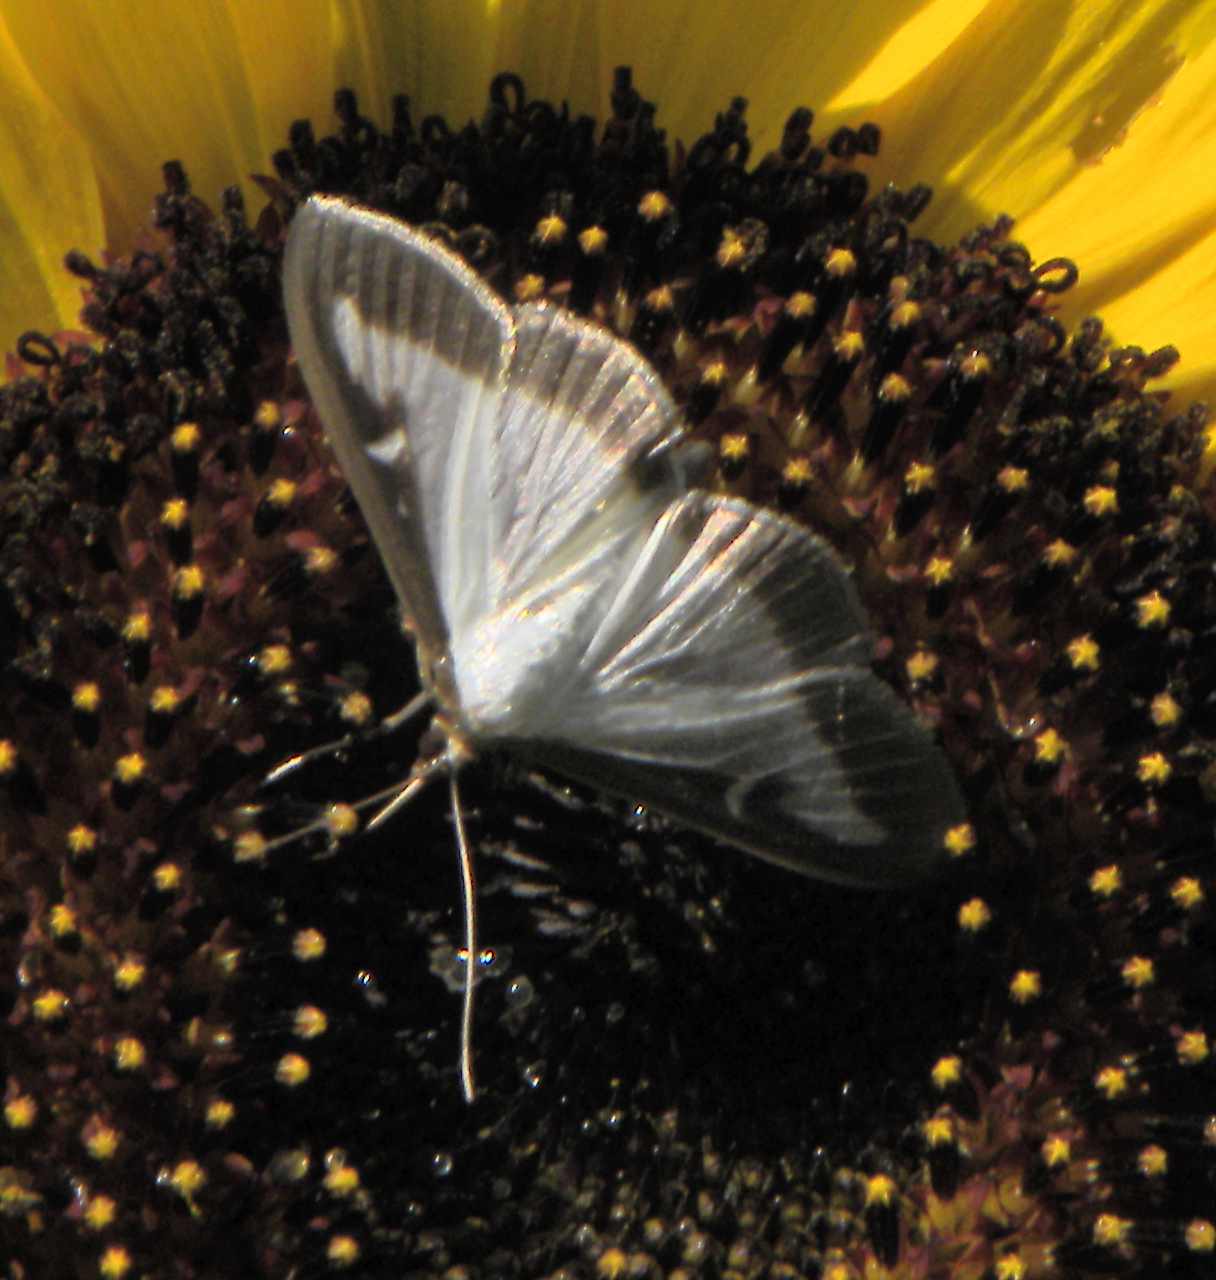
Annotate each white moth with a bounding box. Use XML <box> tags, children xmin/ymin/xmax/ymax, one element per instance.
<box><xmin>282</xmin><ymin>195</ymin><xmax>965</xmax><ymax>1100</ymax></box>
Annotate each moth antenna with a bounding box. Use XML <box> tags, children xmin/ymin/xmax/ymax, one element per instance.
<box><xmin>449</xmin><ymin>766</ymin><xmax>478</xmax><ymax>1104</ymax></box>
<box><xmin>263</xmin><ymin>689</ymin><xmax>433</xmax><ymax>788</ymax></box>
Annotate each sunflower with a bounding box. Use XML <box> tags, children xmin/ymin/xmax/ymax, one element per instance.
<box><xmin>1</xmin><ymin>3</ymin><xmax>1215</xmax><ymax>1278</ymax></box>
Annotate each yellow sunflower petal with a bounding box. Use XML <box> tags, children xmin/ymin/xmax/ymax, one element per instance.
<box><xmin>1018</xmin><ymin>38</ymin><xmax>1216</xmax><ymax>406</ymax></box>
<box><xmin>330</xmin><ymin>0</ymin><xmax>510</xmax><ymax>129</ymax></box>
<box><xmin>3</xmin><ymin>0</ymin><xmax>327</xmax><ymax>259</ymax></box>
<box><xmin>811</xmin><ymin>0</ymin><xmax>1216</xmax><ymax>398</ymax></box>
<box><xmin>491</xmin><ymin>0</ymin><xmax>989</xmax><ymax>156</ymax></box>
<box><xmin>0</xmin><ymin>13</ymin><xmax>102</xmax><ymax>348</ymax></box>
<box><xmin>226</xmin><ymin>1</ymin><xmax>343</xmax><ymax>171</ymax></box>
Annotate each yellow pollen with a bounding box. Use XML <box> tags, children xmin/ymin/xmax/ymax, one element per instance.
<box><xmin>514</xmin><ymin>273</ymin><xmax>545</xmax><ymax>302</ymax></box>
<box><xmin>719</xmin><ymin>433</ymin><xmax>750</xmax><ymax>463</ymax></box>
<box><xmin>923</xmin><ymin>1114</ymin><xmax>954</xmax><ymax>1146</ymax></box>
<box><xmin>206</xmin><ymin>1098</ymin><xmax>235</xmax><ymax>1128</ymax></box>
<box><xmin>785</xmin><ymin>291</ymin><xmax>815</xmax><ymax>318</ymax></box>
<box><xmin>834</xmin><ymin>329</ymin><xmax>864</xmax><ymax>360</ymax></box>
<box><xmin>169</xmin><ymin>1159</ymin><xmax>207</xmax><ymax>1197</ymax></box>
<box><xmin>173</xmin><ymin>564</ymin><xmax>205</xmax><ymax>599</ymax></box>
<box><xmin>1186</xmin><ymin>1220</ymin><xmax>1215</xmax><ymax>1253</ymax></box>
<box><xmin>1082</xmin><ymin>485</ymin><xmax>1118</xmax><ymax>517</ymax></box>
<box><xmin>931</xmin><ymin>1056</ymin><xmax>962</xmax><ymax>1089</ymax></box>
<box><xmin>328</xmin><ymin>1234</ymin><xmax>361</xmax><ymax>1265</ymax></box>
<box><xmin>83</xmin><ymin>1194</ymin><xmax>116</xmax><ymax>1229</ymax></box>
<box><xmin>171</xmin><ymin>422</ymin><xmax>201</xmax><ymax>452</ymax></box>
<box><xmin>268</xmin><ymin>477</ymin><xmax>297</xmax><ymax>506</ymax></box>
<box><xmin>294</xmin><ymin>1005</ymin><xmax>329</xmax><ymax>1039</ymax></box>
<box><xmin>114</xmin><ymin>955</ymin><xmax>147</xmax><ymax>990</ymax></box>
<box><xmin>305</xmin><ymin>545</ymin><xmax>338</xmax><ymax>575</ymax></box>
<box><xmin>83</xmin><ymin>1120</ymin><xmax>120</xmax><ymax>1160</ymax></box>
<box><xmin>1138</xmin><ymin>1144</ymin><xmax>1168</xmax><ymax>1178</ymax></box>
<box><xmin>161</xmin><ymin>497</ymin><xmax>189</xmax><ymax>528</ymax></box>
<box><xmin>1170</xmin><ymin>876</ymin><xmax>1204</xmax><ymax>911</ymax></box>
<box><xmin>1009</xmin><ymin>970</ymin><xmax>1041</xmax><ymax>1004</ymax></box>
<box><xmin>997</xmin><ymin>465</ymin><xmax>1029</xmax><ymax>493</ymax></box>
<box><xmin>122</xmin><ymin>610</ymin><xmax>151</xmax><ymax>642</ymax></box>
<box><xmin>904</xmin><ymin>462</ymin><xmax>935</xmax><ymax>493</ymax></box>
<box><xmin>644</xmin><ymin>284</ymin><xmax>674</xmax><ymax>313</ymax></box>
<box><xmin>1176</xmin><ymin>1030</ymin><xmax>1209</xmax><ymax>1065</ymax></box>
<box><xmin>925</xmin><ymin>556</ymin><xmax>954</xmax><ymax>587</ymax></box>
<box><xmin>1094</xmin><ymin>1065</ymin><xmax>1129</xmax><ymax>1099</ymax></box>
<box><xmin>890</xmin><ymin>300</ymin><xmax>920</xmax><ymax>329</ymax></box>
<box><xmin>68</xmin><ymin>823</ymin><xmax>97</xmax><ymax>856</ymax></box>
<box><xmin>72</xmin><ymin>681</ymin><xmax>101</xmax><ymax>712</ymax></box>
<box><xmin>943</xmin><ymin>823</ymin><xmax>974</xmax><ymax>857</ymax></box>
<box><xmin>113</xmin><ymin>1037</ymin><xmax>146</xmax><ymax>1071</ymax></box>
<box><xmin>340</xmin><ymin>691</ymin><xmax>373</xmax><ymax>726</ymax></box>
<box><xmin>995</xmin><ymin>1253</ymin><xmax>1025</xmax><ymax>1280</ymax></box>
<box><xmin>578</xmin><ymin>225</ymin><xmax>608</xmax><ymax>255</ymax></box>
<box><xmin>905</xmin><ymin>650</ymin><xmax>938</xmax><ymax>682</ymax></box>
<box><xmin>258</xmin><ymin>643</ymin><xmax>292</xmax><ymax>674</ymax></box>
<box><xmin>879</xmin><ymin>372</ymin><xmax>912</xmax><ymax>402</ymax></box>
<box><xmin>1093</xmin><ymin>1214</ymin><xmax>1131</xmax><ymax>1247</ymax></box>
<box><xmin>324</xmin><ymin>1163</ymin><xmax>361</xmax><ymax>1196</ymax></box>
<box><xmin>638</xmin><ymin>191</ymin><xmax>672</xmax><ymax>221</ymax></box>
<box><xmin>325</xmin><ymin>804</ymin><xmax>359</xmax><ymax>839</ymax></box>
<box><xmin>150</xmin><ymin>685</ymin><xmax>180</xmax><ymax>714</ymax></box>
<box><xmin>1136</xmin><ymin>752</ymin><xmax>1171</xmax><ymax>785</ymax></box>
<box><xmin>597</xmin><ymin>1247</ymin><xmax>629</xmax><ymax>1279</ymax></box>
<box><xmin>1135</xmin><ymin>589</ymin><xmax>1170</xmax><ymax>628</ymax></box>
<box><xmin>961</xmin><ymin>351</ymin><xmax>992</xmax><ymax>379</ymax></box>
<box><xmin>1067</xmin><ymin>634</ymin><xmax>1100</xmax><ymax>671</ymax></box>
<box><xmin>1121</xmin><ymin>955</ymin><xmax>1155</xmax><ymax>988</ymax></box>
<box><xmin>825</xmin><ymin>247</ymin><xmax>856</xmax><ymax>277</ymax></box>
<box><xmin>1089</xmin><ymin>865</ymin><xmax>1121</xmax><ymax>898</ymax></box>
<box><xmin>865</xmin><ymin>1174</ymin><xmax>896</xmax><ymax>1206</ymax></box>
<box><xmin>0</xmin><ymin>739</ymin><xmax>17</xmax><ymax>774</ymax></box>
<box><xmin>33</xmin><ymin>988</ymin><xmax>68</xmax><ymax>1021</ymax></box>
<box><xmin>1149</xmin><ymin>691</ymin><xmax>1181</xmax><ymax>726</ymax></box>
<box><xmin>701</xmin><ymin>360</ymin><xmax>728</xmax><ymax>386</ymax></box>
<box><xmin>782</xmin><ymin>456</ymin><xmax>813</xmax><ymax>487</ymax></box>
<box><xmin>1033</xmin><ymin>728</ymin><xmax>1067</xmax><ymax>764</ymax></box>
<box><xmin>534</xmin><ymin>213</ymin><xmax>567</xmax><ymax>243</ymax></box>
<box><xmin>1041</xmin><ymin>1134</ymin><xmax>1070</xmax><ymax>1167</ymax></box>
<box><xmin>276</xmin><ymin>1052</ymin><xmax>311</xmax><ymax>1086</ymax></box>
<box><xmin>49</xmin><ymin>903</ymin><xmax>78</xmax><ymax>937</ymax></box>
<box><xmin>1043</xmin><ymin>539</ymin><xmax>1076</xmax><ymax>568</ymax></box>
<box><xmin>99</xmin><ymin>1245</ymin><xmax>132</xmax><ymax>1279</ymax></box>
<box><xmin>233</xmin><ymin>830</ymin><xmax>267</xmax><ymax>864</ymax></box>
<box><xmin>293</xmin><ymin>928</ymin><xmax>327</xmax><ymax>961</ymax></box>
<box><xmin>823</xmin><ymin>1258</ymin><xmax>851</xmax><ymax>1280</ymax></box>
<box><xmin>113</xmin><ymin>753</ymin><xmax>146</xmax><ymax>785</ymax></box>
<box><xmin>716</xmin><ymin>233</ymin><xmax>747</xmax><ymax>269</ymax></box>
<box><xmin>958</xmin><ymin>898</ymin><xmax>991</xmax><ymax>932</ymax></box>
<box><xmin>4</xmin><ymin>1094</ymin><xmax>36</xmax><ymax>1129</ymax></box>
<box><xmin>254</xmin><ymin>400</ymin><xmax>281</xmax><ymax>430</ymax></box>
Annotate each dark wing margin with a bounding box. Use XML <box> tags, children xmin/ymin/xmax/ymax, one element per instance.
<box><xmin>515</xmin><ymin>492</ymin><xmax>964</xmax><ymax>886</ymax></box>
